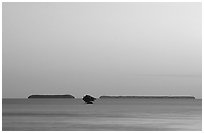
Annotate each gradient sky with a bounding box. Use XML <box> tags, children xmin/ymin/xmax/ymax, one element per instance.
<box><xmin>3</xmin><ymin>2</ymin><xmax>202</xmax><ymax>98</ymax></box>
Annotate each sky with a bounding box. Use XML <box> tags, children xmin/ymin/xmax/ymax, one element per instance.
<box><xmin>2</xmin><ymin>2</ymin><xmax>202</xmax><ymax>98</ymax></box>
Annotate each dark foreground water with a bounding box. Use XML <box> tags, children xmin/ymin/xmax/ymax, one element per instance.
<box><xmin>2</xmin><ymin>98</ymin><xmax>202</xmax><ymax>131</ymax></box>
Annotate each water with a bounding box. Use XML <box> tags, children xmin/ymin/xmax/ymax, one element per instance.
<box><xmin>2</xmin><ymin>98</ymin><xmax>202</xmax><ymax>131</ymax></box>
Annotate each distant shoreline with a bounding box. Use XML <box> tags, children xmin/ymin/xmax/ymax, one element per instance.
<box><xmin>2</xmin><ymin>98</ymin><xmax>202</xmax><ymax>100</ymax></box>
<box><xmin>25</xmin><ymin>95</ymin><xmax>196</xmax><ymax>99</ymax></box>
<box><xmin>99</xmin><ymin>96</ymin><xmax>196</xmax><ymax>99</ymax></box>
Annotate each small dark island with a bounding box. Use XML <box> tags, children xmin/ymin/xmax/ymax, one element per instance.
<box><xmin>99</xmin><ymin>95</ymin><xmax>196</xmax><ymax>99</ymax></box>
<box><xmin>82</xmin><ymin>95</ymin><xmax>96</xmax><ymax>104</ymax></box>
<box><xmin>28</xmin><ymin>94</ymin><xmax>75</xmax><ymax>99</ymax></box>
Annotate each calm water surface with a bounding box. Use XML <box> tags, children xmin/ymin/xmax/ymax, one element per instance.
<box><xmin>2</xmin><ymin>98</ymin><xmax>202</xmax><ymax>131</ymax></box>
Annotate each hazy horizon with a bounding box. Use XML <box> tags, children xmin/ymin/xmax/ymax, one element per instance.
<box><xmin>3</xmin><ymin>2</ymin><xmax>202</xmax><ymax>99</ymax></box>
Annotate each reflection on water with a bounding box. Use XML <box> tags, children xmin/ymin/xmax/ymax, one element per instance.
<box><xmin>2</xmin><ymin>99</ymin><xmax>202</xmax><ymax>131</ymax></box>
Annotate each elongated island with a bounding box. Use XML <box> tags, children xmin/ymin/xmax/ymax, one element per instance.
<box><xmin>99</xmin><ymin>95</ymin><xmax>196</xmax><ymax>99</ymax></box>
<box><xmin>28</xmin><ymin>94</ymin><xmax>75</xmax><ymax>99</ymax></box>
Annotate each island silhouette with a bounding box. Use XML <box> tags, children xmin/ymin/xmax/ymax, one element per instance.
<box><xmin>28</xmin><ymin>94</ymin><xmax>75</xmax><ymax>99</ymax></box>
<box><xmin>82</xmin><ymin>95</ymin><xmax>96</xmax><ymax>104</ymax></box>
